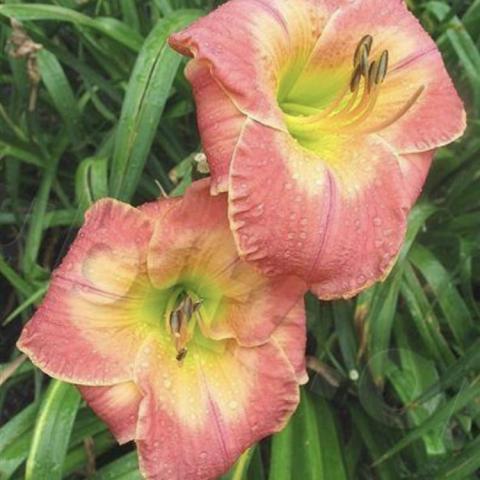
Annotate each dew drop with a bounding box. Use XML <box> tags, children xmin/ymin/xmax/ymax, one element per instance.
<box><xmin>163</xmin><ymin>378</ymin><xmax>172</xmax><ymax>389</ymax></box>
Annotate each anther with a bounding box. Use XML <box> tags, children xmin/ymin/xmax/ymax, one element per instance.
<box><xmin>367</xmin><ymin>61</ymin><xmax>378</xmax><ymax>93</ymax></box>
<box><xmin>353</xmin><ymin>34</ymin><xmax>373</xmax><ymax>66</ymax></box>
<box><xmin>375</xmin><ymin>50</ymin><xmax>389</xmax><ymax>84</ymax></box>
<box><xmin>176</xmin><ymin>348</ymin><xmax>188</xmax><ymax>362</ymax></box>
<box><xmin>360</xmin><ymin>48</ymin><xmax>369</xmax><ymax>77</ymax></box>
<box><xmin>169</xmin><ymin>310</ymin><xmax>181</xmax><ymax>336</ymax></box>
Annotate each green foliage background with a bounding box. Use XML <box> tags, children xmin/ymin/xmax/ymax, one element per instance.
<box><xmin>0</xmin><ymin>0</ymin><xmax>479</xmax><ymax>479</ymax></box>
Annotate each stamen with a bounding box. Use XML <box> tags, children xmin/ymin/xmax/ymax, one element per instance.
<box><xmin>361</xmin><ymin>86</ymin><xmax>425</xmax><ymax>133</ymax></box>
<box><xmin>169</xmin><ymin>310</ymin><xmax>182</xmax><ymax>336</ymax></box>
<box><xmin>375</xmin><ymin>50</ymin><xmax>389</xmax><ymax>84</ymax></box>
<box><xmin>176</xmin><ymin>348</ymin><xmax>188</xmax><ymax>362</ymax></box>
<box><xmin>350</xmin><ymin>64</ymin><xmax>363</xmax><ymax>92</ymax></box>
<box><xmin>353</xmin><ymin>35</ymin><xmax>373</xmax><ymax>66</ymax></box>
<box><xmin>359</xmin><ymin>47</ymin><xmax>369</xmax><ymax>77</ymax></box>
<box><xmin>339</xmin><ymin>86</ymin><xmax>381</xmax><ymax>131</ymax></box>
<box><xmin>367</xmin><ymin>61</ymin><xmax>378</xmax><ymax>93</ymax></box>
<box><xmin>168</xmin><ymin>294</ymin><xmax>202</xmax><ymax>363</ymax></box>
<box><xmin>330</xmin><ymin>76</ymin><xmax>378</xmax><ymax>126</ymax></box>
<box><xmin>285</xmin><ymin>36</ymin><xmax>415</xmax><ymax>137</ymax></box>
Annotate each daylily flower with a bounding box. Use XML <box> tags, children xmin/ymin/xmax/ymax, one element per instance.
<box><xmin>17</xmin><ymin>180</ymin><xmax>307</xmax><ymax>480</ymax></box>
<box><xmin>169</xmin><ymin>0</ymin><xmax>466</xmax><ymax>299</ymax></box>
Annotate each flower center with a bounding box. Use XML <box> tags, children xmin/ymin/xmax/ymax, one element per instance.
<box><xmin>166</xmin><ymin>289</ymin><xmax>203</xmax><ymax>364</ymax></box>
<box><xmin>281</xmin><ymin>34</ymin><xmax>425</xmax><ymax>146</ymax></box>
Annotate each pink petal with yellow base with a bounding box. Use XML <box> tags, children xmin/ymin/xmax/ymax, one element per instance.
<box><xmin>147</xmin><ymin>180</ymin><xmax>306</xmax><ymax>343</ymax></box>
<box><xmin>170</xmin><ymin>0</ymin><xmax>341</xmax><ymax>194</ymax></box>
<box><xmin>170</xmin><ymin>0</ymin><xmax>337</xmax><ymax>129</ymax></box>
<box><xmin>170</xmin><ymin>0</ymin><xmax>466</xmax><ymax>299</ymax></box>
<box><xmin>398</xmin><ymin>150</ymin><xmax>435</xmax><ymax>208</ymax></box>
<box><xmin>135</xmin><ymin>331</ymin><xmax>302</xmax><ymax>480</ymax></box>
<box><xmin>229</xmin><ymin>120</ymin><xmax>408</xmax><ymax>299</ymax></box>
<box><xmin>287</xmin><ymin>0</ymin><xmax>466</xmax><ymax>152</ymax></box>
<box><xmin>18</xmin><ymin>182</ymin><xmax>308</xmax><ymax>480</ymax></box>
<box><xmin>78</xmin><ymin>382</ymin><xmax>142</xmax><ymax>444</ymax></box>
<box><xmin>270</xmin><ymin>298</ymin><xmax>309</xmax><ymax>384</ymax></box>
<box><xmin>17</xmin><ymin>200</ymin><xmax>154</xmax><ymax>384</ymax></box>
<box><xmin>184</xmin><ymin>61</ymin><xmax>246</xmax><ymax>194</ymax></box>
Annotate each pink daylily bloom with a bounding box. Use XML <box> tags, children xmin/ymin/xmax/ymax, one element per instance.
<box><xmin>169</xmin><ymin>0</ymin><xmax>466</xmax><ymax>299</ymax></box>
<box><xmin>17</xmin><ymin>180</ymin><xmax>307</xmax><ymax>480</ymax></box>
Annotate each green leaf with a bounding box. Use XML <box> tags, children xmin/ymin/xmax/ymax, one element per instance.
<box><xmin>401</xmin><ymin>262</ymin><xmax>454</xmax><ymax>365</ymax></box>
<box><xmin>0</xmin><ymin>254</ymin><xmax>33</xmax><ymax>297</ymax></box>
<box><xmin>463</xmin><ymin>0</ymin><xmax>480</xmax><ymax>38</ymax></box>
<box><xmin>434</xmin><ymin>435</ymin><xmax>480</xmax><ymax>480</ymax></box>
<box><xmin>269</xmin><ymin>390</ymin><xmax>348</xmax><ymax>480</ymax></box>
<box><xmin>75</xmin><ymin>156</ymin><xmax>109</xmax><ymax>212</ymax></box>
<box><xmin>109</xmin><ymin>9</ymin><xmax>202</xmax><ymax>201</ymax></box>
<box><xmin>0</xmin><ymin>4</ymin><xmax>143</xmax><ymax>52</ymax></box>
<box><xmin>21</xmin><ymin>131</ymin><xmax>69</xmax><ymax>275</ymax></box>
<box><xmin>0</xmin><ymin>138</ymin><xmax>43</xmax><ymax>167</ymax></box>
<box><xmin>63</xmin><ymin>431</ymin><xmax>116</xmax><ymax>478</ymax></box>
<box><xmin>365</xmin><ymin>271</ymin><xmax>402</xmax><ymax>384</ymax></box>
<box><xmin>409</xmin><ymin>243</ymin><xmax>473</xmax><ymax>346</ymax></box>
<box><xmin>349</xmin><ymin>403</ymin><xmax>399</xmax><ymax>480</ymax></box>
<box><xmin>92</xmin><ymin>451</ymin><xmax>142</xmax><ymax>480</ymax></box>
<box><xmin>0</xmin><ymin>403</ymin><xmax>39</xmax><ymax>479</ymax></box>
<box><xmin>374</xmin><ymin>375</ymin><xmax>480</xmax><ymax>465</ymax></box>
<box><xmin>25</xmin><ymin>381</ymin><xmax>81</xmax><ymax>480</ymax></box>
<box><xmin>2</xmin><ymin>284</ymin><xmax>47</xmax><ymax>326</ymax></box>
<box><xmin>221</xmin><ymin>448</ymin><xmax>255</xmax><ymax>480</ymax></box>
<box><xmin>36</xmin><ymin>49</ymin><xmax>83</xmax><ymax>144</ymax></box>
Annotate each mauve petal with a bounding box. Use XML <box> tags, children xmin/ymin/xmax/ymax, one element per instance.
<box><xmin>398</xmin><ymin>150</ymin><xmax>435</xmax><ymax>208</ymax></box>
<box><xmin>170</xmin><ymin>0</ymin><xmax>465</xmax><ymax>301</ymax></box>
<box><xmin>276</xmin><ymin>0</ymin><xmax>466</xmax><ymax>152</ymax></box>
<box><xmin>270</xmin><ymin>298</ymin><xmax>308</xmax><ymax>384</ymax></box>
<box><xmin>184</xmin><ymin>60</ymin><xmax>246</xmax><ymax>195</ymax></box>
<box><xmin>134</xmin><ymin>334</ymin><xmax>300</xmax><ymax>480</ymax></box>
<box><xmin>146</xmin><ymin>180</ymin><xmax>306</xmax><ymax>345</ymax></box>
<box><xmin>17</xmin><ymin>199</ymin><xmax>153</xmax><ymax>385</ymax></box>
<box><xmin>78</xmin><ymin>382</ymin><xmax>142</xmax><ymax>444</ymax></box>
<box><xmin>169</xmin><ymin>0</ymin><xmax>339</xmax><ymax>130</ymax></box>
<box><xmin>229</xmin><ymin>120</ymin><xmax>408</xmax><ymax>299</ymax></box>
